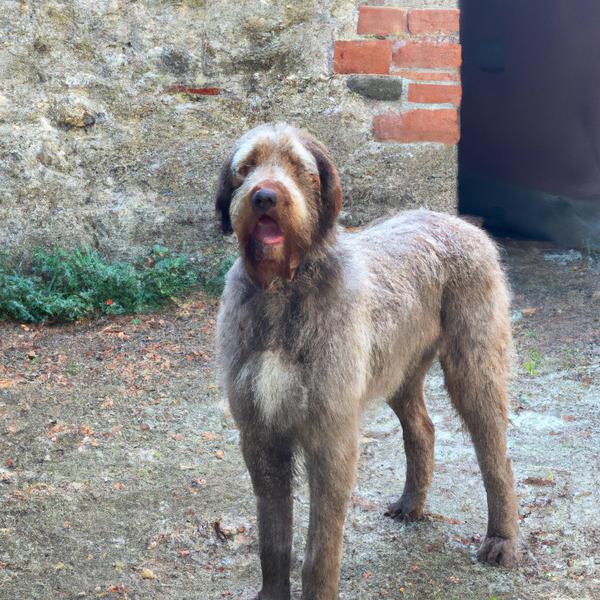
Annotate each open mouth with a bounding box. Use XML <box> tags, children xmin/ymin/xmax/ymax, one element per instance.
<box><xmin>253</xmin><ymin>215</ymin><xmax>284</xmax><ymax>245</ymax></box>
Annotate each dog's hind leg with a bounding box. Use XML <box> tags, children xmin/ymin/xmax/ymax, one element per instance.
<box><xmin>439</xmin><ymin>274</ymin><xmax>519</xmax><ymax>567</ymax></box>
<box><xmin>385</xmin><ymin>352</ymin><xmax>436</xmax><ymax>522</ymax></box>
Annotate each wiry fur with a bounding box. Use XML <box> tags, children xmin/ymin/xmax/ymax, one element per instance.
<box><xmin>215</xmin><ymin>124</ymin><xmax>519</xmax><ymax>600</ymax></box>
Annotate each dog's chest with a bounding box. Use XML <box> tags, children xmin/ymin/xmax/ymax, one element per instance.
<box><xmin>247</xmin><ymin>349</ymin><xmax>308</xmax><ymax>428</ymax></box>
<box><xmin>231</xmin><ymin>297</ymin><xmax>324</xmax><ymax>428</ymax></box>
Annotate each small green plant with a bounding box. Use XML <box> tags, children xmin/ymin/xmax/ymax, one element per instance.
<box><xmin>65</xmin><ymin>362</ymin><xmax>83</xmax><ymax>376</ymax></box>
<box><xmin>199</xmin><ymin>252</ymin><xmax>237</xmax><ymax>296</ymax></box>
<box><xmin>523</xmin><ymin>347</ymin><xmax>543</xmax><ymax>375</ymax></box>
<box><xmin>0</xmin><ymin>246</ymin><xmax>198</xmax><ymax>324</ymax></box>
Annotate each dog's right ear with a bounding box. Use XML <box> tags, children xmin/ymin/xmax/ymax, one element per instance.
<box><xmin>215</xmin><ymin>154</ymin><xmax>234</xmax><ymax>235</ymax></box>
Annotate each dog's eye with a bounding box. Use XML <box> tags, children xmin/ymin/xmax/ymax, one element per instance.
<box><xmin>237</xmin><ymin>160</ymin><xmax>256</xmax><ymax>178</ymax></box>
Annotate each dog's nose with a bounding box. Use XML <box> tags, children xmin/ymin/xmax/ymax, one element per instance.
<box><xmin>251</xmin><ymin>188</ymin><xmax>277</xmax><ymax>211</ymax></box>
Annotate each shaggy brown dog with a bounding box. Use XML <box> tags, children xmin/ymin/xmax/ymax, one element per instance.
<box><xmin>215</xmin><ymin>123</ymin><xmax>518</xmax><ymax>600</ymax></box>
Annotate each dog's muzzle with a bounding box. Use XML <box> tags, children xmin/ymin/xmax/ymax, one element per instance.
<box><xmin>252</xmin><ymin>188</ymin><xmax>277</xmax><ymax>212</ymax></box>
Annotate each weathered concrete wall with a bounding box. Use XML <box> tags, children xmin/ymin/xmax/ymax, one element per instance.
<box><xmin>0</xmin><ymin>1</ymin><xmax>458</xmax><ymax>259</ymax></box>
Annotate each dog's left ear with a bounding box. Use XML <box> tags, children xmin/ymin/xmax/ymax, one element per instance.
<box><xmin>302</xmin><ymin>134</ymin><xmax>343</xmax><ymax>230</ymax></box>
<box><xmin>215</xmin><ymin>154</ymin><xmax>234</xmax><ymax>235</ymax></box>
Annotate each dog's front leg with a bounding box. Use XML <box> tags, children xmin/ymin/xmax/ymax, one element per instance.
<box><xmin>241</xmin><ymin>430</ymin><xmax>294</xmax><ymax>600</ymax></box>
<box><xmin>301</xmin><ymin>426</ymin><xmax>359</xmax><ymax>600</ymax></box>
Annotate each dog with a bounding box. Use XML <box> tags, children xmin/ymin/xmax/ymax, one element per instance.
<box><xmin>215</xmin><ymin>123</ymin><xmax>518</xmax><ymax>600</ymax></box>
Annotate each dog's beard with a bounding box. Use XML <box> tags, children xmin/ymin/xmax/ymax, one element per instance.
<box><xmin>244</xmin><ymin>235</ymin><xmax>302</xmax><ymax>291</ymax></box>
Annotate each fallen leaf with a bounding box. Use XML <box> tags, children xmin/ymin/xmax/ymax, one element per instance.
<box><xmin>426</xmin><ymin>512</ymin><xmax>461</xmax><ymax>525</ymax></box>
<box><xmin>146</xmin><ymin>533</ymin><xmax>167</xmax><ymax>550</ymax></box>
<box><xmin>522</xmin><ymin>307</ymin><xmax>538</xmax><ymax>317</ymax></box>
<box><xmin>523</xmin><ymin>477</ymin><xmax>555</xmax><ymax>487</ymax></box>
<box><xmin>108</xmin><ymin>583</ymin><xmax>128</xmax><ymax>594</ymax></box>
<box><xmin>425</xmin><ymin>542</ymin><xmax>443</xmax><ymax>552</ymax></box>
<box><xmin>139</xmin><ymin>567</ymin><xmax>156</xmax><ymax>580</ymax></box>
<box><xmin>0</xmin><ymin>470</ymin><xmax>15</xmax><ymax>483</ymax></box>
<box><xmin>0</xmin><ymin>379</ymin><xmax>15</xmax><ymax>389</ymax></box>
<box><xmin>213</xmin><ymin>519</ymin><xmax>230</xmax><ymax>541</ymax></box>
<box><xmin>452</xmin><ymin>535</ymin><xmax>470</xmax><ymax>546</ymax></box>
<box><xmin>190</xmin><ymin>478</ymin><xmax>207</xmax><ymax>489</ymax></box>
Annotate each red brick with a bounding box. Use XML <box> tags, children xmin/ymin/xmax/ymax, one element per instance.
<box><xmin>357</xmin><ymin>6</ymin><xmax>407</xmax><ymax>36</ymax></box>
<box><xmin>373</xmin><ymin>109</ymin><xmax>459</xmax><ymax>144</ymax></box>
<box><xmin>393</xmin><ymin>42</ymin><xmax>461</xmax><ymax>69</ymax></box>
<box><xmin>395</xmin><ymin>69</ymin><xmax>459</xmax><ymax>82</ymax></box>
<box><xmin>408</xmin><ymin>9</ymin><xmax>460</xmax><ymax>35</ymax></box>
<box><xmin>408</xmin><ymin>83</ymin><xmax>462</xmax><ymax>105</ymax></box>
<box><xmin>166</xmin><ymin>85</ymin><xmax>221</xmax><ymax>96</ymax></box>
<box><xmin>333</xmin><ymin>40</ymin><xmax>392</xmax><ymax>74</ymax></box>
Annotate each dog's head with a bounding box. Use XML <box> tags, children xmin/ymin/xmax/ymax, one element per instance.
<box><xmin>215</xmin><ymin>123</ymin><xmax>342</xmax><ymax>290</ymax></box>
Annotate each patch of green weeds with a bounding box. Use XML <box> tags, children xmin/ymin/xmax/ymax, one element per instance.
<box><xmin>0</xmin><ymin>245</ymin><xmax>198</xmax><ymax>324</ymax></box>
<box><xmin>523</xmin><ymin>347</ymin><xmax>543</xmax><ymax>375</ymax></box>
<box><xmin>198</xmin><ymin>251</ymin><xmax>237</xmax><ymax>297</ymax></box>
<box><xmin>65</xmin><ymin>362</ymin><xmax>83</xmax><ymax>376</ymax></box>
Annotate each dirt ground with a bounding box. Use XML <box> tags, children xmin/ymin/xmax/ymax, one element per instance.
<box><xmin>1</xmin><ymin>238</ymin><xmax>599</xmax><ymax>600</ymax></box>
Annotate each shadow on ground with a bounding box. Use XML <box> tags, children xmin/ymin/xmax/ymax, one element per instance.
<box><xmin>0</xmin><ymin>239</ymin><xmax>598</xmax><ymax>599</ymax></box>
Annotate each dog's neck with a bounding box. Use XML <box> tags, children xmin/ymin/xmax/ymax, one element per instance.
<box><xmin>243</xmin><ymin>231</ymin><xmax>342</xmax><ymax>297</ymax></box>
<box><xmin>294</xmin><ymin>242</ymin><xmax>341</xmax><ymax>289</ymax></box>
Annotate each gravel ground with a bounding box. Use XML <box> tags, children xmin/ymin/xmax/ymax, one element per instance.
<box><xmin>0</xmin><ymin>238</ymin><xmax>599</xmax><ymax>600</ymax></box>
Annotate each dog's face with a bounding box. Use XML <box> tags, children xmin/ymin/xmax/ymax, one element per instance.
<box><xmin>215</xmin><ymin>123</ymin><xmax>342</xmax><ymax>289</ymax></box>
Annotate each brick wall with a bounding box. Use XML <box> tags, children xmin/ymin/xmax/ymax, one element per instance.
<box><xmin>334</xmin><ymin>5</ymin><xmax>461</xmax><ymax>144</ymax></box>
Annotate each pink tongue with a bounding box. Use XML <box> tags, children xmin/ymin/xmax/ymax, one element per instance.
<box><xmin>255</xmin><ymin>216</ymin><xmax>284</xmax><ymax>245</ymax></box>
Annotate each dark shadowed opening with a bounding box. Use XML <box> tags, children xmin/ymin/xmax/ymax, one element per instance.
<box><xmin>459</xmin><ymin>0</ymin><xmax>600</xmax><ymax>248</ymax></box>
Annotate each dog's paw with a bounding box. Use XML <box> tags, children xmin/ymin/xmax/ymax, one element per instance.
<box><xmin>254</xmin><ymin>586</ymin><xmax>291</xmax><ymax>600</ymax></box>
<box><xmin>477</xmin><ymin>536</ymin><xmax>518</xmax><ymax>568</ymax></box>
<box><xmin>384</xmin><ymin>497</ymin><xmax>424</xmax><ymax>522</ymax></box>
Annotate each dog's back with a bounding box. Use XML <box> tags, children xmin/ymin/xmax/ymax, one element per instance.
<box><xmin>333</xmin><ymin>209</ymin><xmax>511</xmax><ymax>402</ymax></box>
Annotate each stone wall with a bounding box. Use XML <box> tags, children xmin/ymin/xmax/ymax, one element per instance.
<box><xmin>0</xmin><ymin>1</ymin><xmax>459</xmax><ymax>260</ymax></box>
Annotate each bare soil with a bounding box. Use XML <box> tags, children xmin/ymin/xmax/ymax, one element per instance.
<box><xmin>1</xmin><ymin>238</ymin><xmax>599</xmax><ymax>600</ymax></box>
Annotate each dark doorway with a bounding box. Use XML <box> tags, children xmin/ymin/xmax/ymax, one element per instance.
<box><xmin>459</xmin><ymin>1</ymin><xmax>600</xmax><ymax>247</ymax></box>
